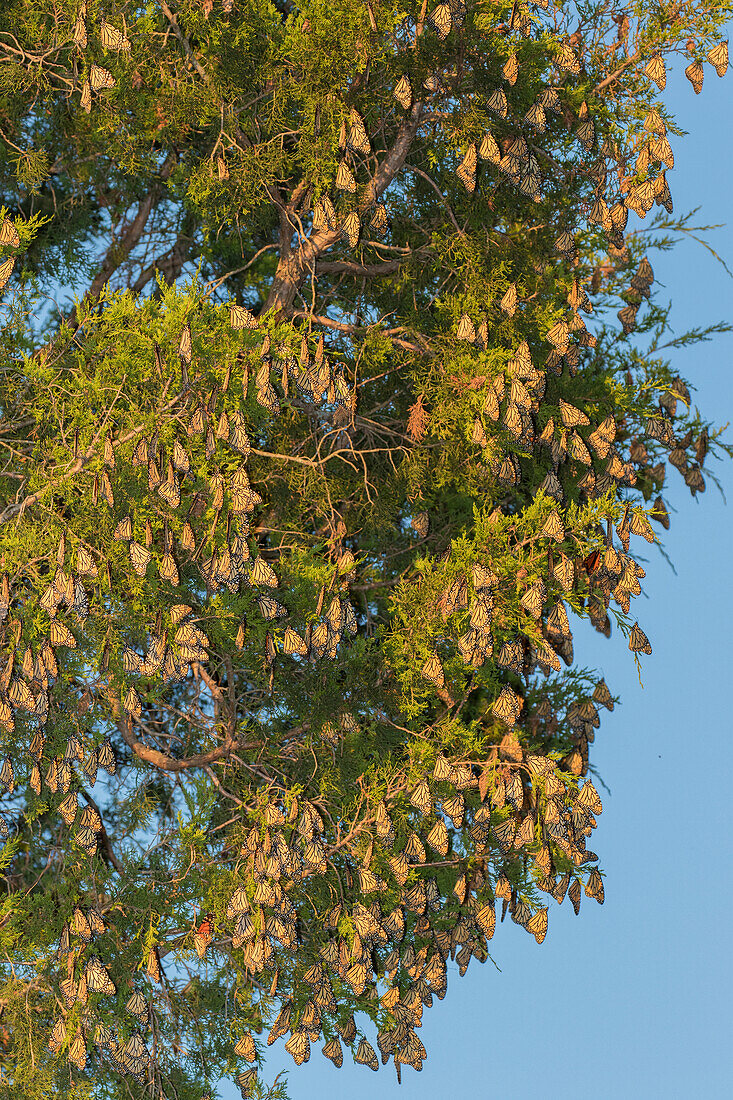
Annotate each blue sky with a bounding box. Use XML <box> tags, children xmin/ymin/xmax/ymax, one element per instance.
<box><xmin>218</xmin><ymin>51</ymin><xmax>733</xmax><ymax>1100</ymax></box>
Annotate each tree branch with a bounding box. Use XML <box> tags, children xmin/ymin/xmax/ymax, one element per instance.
<box><xmin>315</xmin><ymin>259</ymin><xmax>401</xmax><ymax>276</ymax></box>
<box><xmin>84</xmin><ymin>155</ymin><xmax>177</xmax><ymax>304</ymax></box>
<box><xmin>130</xmin><ymin>230</ymin><xmax>193</xmax><ymax>296</ymax></box>
<box><xmin>106</xmin><ymin>687</ymin><xmax>255</xmax><ymax>773</ymax></box>
<box><xmin>264</xmin><ymin>103</ymin><xmax>425</xmax><ymax>318</ymax></box>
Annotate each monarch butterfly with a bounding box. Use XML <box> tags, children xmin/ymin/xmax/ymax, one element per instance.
<box><xmin>68</xmin><ymin>1031</ymin><xmax>87</xmax><ymax>1070</ymax></box>
<box><xmin>555</xmin><ymin>41</ymin><xmax>580</xmax><ymax>73</ymax></box>
<box><xmin>234</xmin><ymin>1070</ymin><xmax>257</xmax><ymax>1097</ymax></box>
<box><xmin>123</xmin><ymin>685</ymin><xmax>142</xmax><ymax>719</ymax></box>
<box><xmin>387</xmin><ymin>848</ymin><xmax>410</xmax><ymax>886</ymax></box>
<box><xmin>354</xmin><ymin>1037</ymin><xmax>378</xmax><ymax>1070</ymax></box>
<box><xmin>503</xmin><ymin>54</ymin><xmax>519</xmax><ymax>85</ymax></box>
<box><xmin>567</xmin><ymin>876</ymin><xmax>582</xmax><ymax>914</ymax></box>
<box><xmin>100</xmin><ymin>19</ymin><xmax>130</xmax><ymax>51</ymax></box>
<box><xmin>568</xmin><ymin>429</ymin><xmax>591</xmax><ymax>465</ymax></box>
<box><xmin>497</xmin><ymin>638</ymin><xmax>523</xmax><ymax>675</ymax></box>
<box><xmin>230</xmin><ymin>303</ymin><xmax>257</xmax><ymax>329</ymax></box>
<box><xmin>456</xmin><ymin>312</ymin><xmax>476</xmax><ymax>342</ymax></box>
<box><xmin>546</xmin><ymin>599</ymin><xmax>570</xmax><ymax>637</ymax></box>
<box><xmin>8</xmin><ymin>676</ymin><xmax>32</xmax><ymax>710</ymax></box>
<box><xmin>393</xmin><ymin>74</ymin><xmax>412</xmax><ymax>109</ymax></box>
<box><xmin>89</xmin><ymin>64</ymin><xmax>115</xmax><ymax>91</ymax></box>
<box><xmin>586</xmin><ymin>415</ymin><xmax>615</xmax><ymax>458</ymax></box>
<box><xmin>428</xmin><ymin>3</ymin><xmax>451</xmax><ymax>39</ymax></box>
<box><xmin>456</xmin><ymin>143</ymin><xmax>477</xmax><ymax>192</ymax></box>
<box><xmin>285</xmin><ymin>1030</ymin><xmax>310</xmax><ymax>1066</ymax></box>
<box><xmin>158</xmin><ymin>473</ymin><xmax>180</xmax><ymax>510</ymax></box>
<box><xmin>335</xmin><ymin>160</ymin><xmax>357</xmax><ymax>193</ymax></box>
<box><xmin>643</xmin><ymin>52</ymin><xmax>666</xmax><ymax>89</ymax></box>
<box><xmin>492</xmin><ymin>686</ymin><xmax>521</xmax><ymax>726</ymax></box>
<box><xmin>58</xmin><ymin>789</ymin><xmax>79</xmax><ymax>826</ymax></box>
<box><xmin>546</xmin><ymin>320</ymin><xmax>569</xmax><ymax>349</ymax></box>
<box><xmin>48</xmin><ymin>1015</ymin><xmax>67</xmax><ymax>1054</ymax></box>
<box><xmin>98</xmin><ymin>737</ymin><xmax>116</xmax><ymax>774</ymax></box>
<box><xmin>78</xmin><ymin>79</ymin><xmax>92</xmax><ymax>112</ymax></box>
<box><xmin>145</xmin><ymin>948</ymin><xmax>161</xmax><ymax>983</ymax></box>
<box><xmin>322</xmin><ymin>1036</ymin><xmax>343</xmax><ymax>1067</ymax></box>
<box><xmin>423</xmin><ymin>817</ymin><xmax>448</xmax><ymax>857</ymax></box>
<box><xmin>525</xmin><ymin>101</ymin><xmax>546</xmax><ymax>132</ymax></box>
<box><xmin>49</xmin><ymin>619</ymin><xmax>76</xmax><ymax>648</ymax></box>
<box><xmin>493</xmin><ymin>818</ymin><xmax>516</xmax><ymax>853</ymax></box>
<box><xmin>421</xmin><ymin>654</ymin><xmax>444</xmax><ymax>689</ymax></box>
<box><xmin>496</xmin><ymin>453</ymin><xmax>519</xmax><ymax>487</ymax></box>
<box><xmin>527</xmin><ymin>906</ymin><xmax>548</xmax><ymax>943</ymax></box>
<box><xmin>475</xmin><ymin>901</ymin><xmax>496</xmax><ymax>939</ymax></box>
<box><xmin>708</xmin><ymin>41</ymin><xmax>729</xmax><ymax>77</ymax></box>
<box><xmin>685</xmin><ymin>59</ymin><xmax>704</xmax><ymax>94</ymax></box>
<box><xmin>348</xmin><ymin>108</ymin><xmax>371</xmax><ymax>155</ymax></box>
<box><xmin>541</xmin><ymin>510</ymin><xmax>565</xmax><ymax>542</ymax></box>
<box><xmin>442</xmin><ymin>792</ymin><xmax>464</xmax><ymax>828</ymax></box>
<box><xmin>559</xmin><ymin>399</ymin><xmax>589</xmax><ymax>428</ymax></box>
<box><xmin>554</xmin><ymin>230</ymin><xmax>576</xmax><ymax>258</ymax></box>
<box><xmin>576</xmin><ymin>780</ymin><xmax>602</xmax><ymax>816</ymax></box>
<box><xmin>628</xmin><ymin>622</ymin><xmax>652</xmax><ymax>654</ymax></box>
<box><xmin>478</xmin><ymin>131</ymin><xmax>501</xmax><ymax>163</ymax></box>
<box><xmin>178</xmin><ymin>323</ymin><xmax>192</xmax><ymax>366</ymax></box>
<box><xmin>125</xmin><ymin>990</ymin><xmax>148</xmax><ymax>1022</ymax></box>
<box><xmin>128</xmin><ymin>542</ymin><xmax>151</xmax><ymax>576</ymax></box>
<box><xmin>628</xmin><ymin>179</ymin><xmax>655</xmax><ymax>216</ymax></box>
<box><xmin>408</xmin><ymin>779</ymin><xmax>432</xmax><ymax>816</ymax></box>
<box><xmin>469</xmin><ymin>597</ymin><xmax>492</xmax><ymax>634</ymax></box>
<box><xmin>370</xmin><ymin>203</ymin><xmax>389</xmax><ymax>234</ymax></box>
<box><xmin>486</xmin><ymin>88</ymin><xmax>508</xmax><ymax>117</ymax></box>
<box><xmin>250</xmin><ymin>556</ymin><xmax>278</xmax><ymax>588</ymax></box>
<box><xmin>411</xmin><ymin>511</ymin><xmax>429</xmax><ymax>538</ymax></box>
<box><xmin>0</xmin><ymin>256</ymin><xmax>15</xmax><ymax>290</ymax></box>
<box><xmin>342</xmin><ymin>210</ymin><xmax>360</xmax><ymax>248</ymax></box>
<box><xmin>500</xmin><ymin>283</ymin><xmax>517</xmax><ymax>316</ymax></box>
<box><xmin>86</xmin><ymin>955</ymin><xmax>116</xmax><ymax>995</ymax></box>
<box><xmin>685</xmin><ymin>465</ymin><xmax>705</xmax><ymax>495</ymax></box>
<box><xmin>581</xmin><ymin>549</ymin><xmax>601</xmax><ymax>577</ymax></box>
<box><xmin>585</xmin><ymin>867</ymin><xmax>605</xmax><ymax>903</ymax></box>
<box><xmin>352</xmin><ymin>904</ymin><xmax>380</xmax><ymax>942</ymax></box>
<box><xmin>0</xmin><ymin>218</ymin><xmax>19</xmax><ymax>249</ymax></box>
<box><xmin>86</xmin><ymin>907</ymin><xmax>105</xmax><ymax>936</ymax></box>
<box><xmin>509</xmin><ymin>377</ymin><xmax>532</xmax><ymax>411</ymax></box>
<box><xmin>234</xmin><ymin>1031</ymin><xmax>256</xmax><ymax>1061</ymax></box>
<box><xmin>402</xmin><ymin>831</ymin><xmax>424</xmax><ymax>866</ymax></box>
<box><xmin>576</xmin><ymin>117</ymin><xmax>595</xmax><ymax>151</ymax></box>
<box><xmin>520</xmin><ymin>579</ymin><xmax>546</xmax><ymax>619</ymax></box>
<box><xmin>255</xmin><ymin>381</ymin><xmax>280</xmax><ymax>414</ymax></box>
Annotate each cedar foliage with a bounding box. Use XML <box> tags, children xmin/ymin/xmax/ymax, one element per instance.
<box><xmin>0</xmin><ymin>1</ymin><xmax>730</xmax><ymax>1097</ymax></box>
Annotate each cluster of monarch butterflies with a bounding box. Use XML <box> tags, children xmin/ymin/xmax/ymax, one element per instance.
<box><xmin>25</xmin><ymin>742</ymin><xmax>602</xmax><ymax>1083</ymax></box>
<box><xmin>0</xmin><ymin>2</ymin><xmax>728</xmax><ymax>1094</ymax></box>
<box><xmin>71</xmin><ymin>4</ymin><xmax>129</xmax><ymax>112</ymax></box>
<box><xmin>47</xmin><ymin>905</ymin><xmax>152</xmax><ymax>1080</ymax></box>
<box><xmin>172</xmin><ymin>748</ymin><xmax>605</xmax><ymax>1085</ymax></box>
<box><xmin>0</xmin><ymin>316</ymin><xmax>368</xmax><ymax>852</ymax></box>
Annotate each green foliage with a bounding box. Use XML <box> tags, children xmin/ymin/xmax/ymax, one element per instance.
<box><xmin>0</xmin><ymin>1</ymin><xmax>730</xmax><ymax>1097</ymax></box>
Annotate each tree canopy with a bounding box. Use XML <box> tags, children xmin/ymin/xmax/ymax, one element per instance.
<box><xmin>0</xmin><ymin>1</ymin><xmax>730</xmax><ymax>1097</ymax></box>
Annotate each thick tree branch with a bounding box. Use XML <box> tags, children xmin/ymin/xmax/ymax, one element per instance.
<box><xmin>106</xmin><ymin>687</ymin><xmax>255</xmax><ymax>772</ymax></box>
<box><xmin>315</xmin><ymin>259</ymin><xmax>401</xmax><ymax>276</ymax></box>
<box><xmin>130</xmin><ymin>230</ymin><xmax>194</xmax><ymax>296</ymax></box>
<box><xmin>85</xmin><ymin>155</ymin><xmax>177</xmax><ymax>302</ymax></box>
<box><xmin>264</xmin><ymin>104</ymin><xmax>425</xmax><ymax>318</ymax></box>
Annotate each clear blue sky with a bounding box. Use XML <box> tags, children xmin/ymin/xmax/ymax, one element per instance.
<box><xmin>220</xmin><ymin>51</ymin><xmax>733</xmax><ymax>1100</ymax></box>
